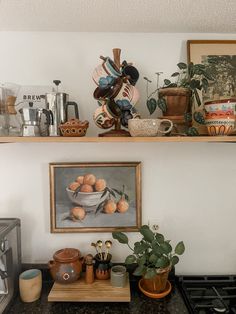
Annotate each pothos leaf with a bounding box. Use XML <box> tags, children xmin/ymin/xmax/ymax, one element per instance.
<box><xmin>157</xmin><ymin>98</ymin><xmax>167</xmax><ymax>113</ymax></box>
<box><xmin>193</xmin><ymin>111</ymin><xmax>205</xmax><ymax>125</ymax></box>
<box><xmin>147</xmin><ymin>98</ymin><xmax>157</xmax><ymax>115</ymax></box>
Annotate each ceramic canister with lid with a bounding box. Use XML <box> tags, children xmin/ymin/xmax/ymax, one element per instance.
<box><xmin>48</xmin><ymin>248</ymin><xmax>83</xmax><ymax>284</ymax></box>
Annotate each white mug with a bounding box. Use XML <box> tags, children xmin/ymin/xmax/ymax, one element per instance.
<box><xmin>128</xmin><ymin>118</ymin><xmax>173</xmax><ymax>137</ymax></box>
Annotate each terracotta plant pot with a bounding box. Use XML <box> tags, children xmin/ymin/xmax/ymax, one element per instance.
<box><xmin>142</xmin><ymin>267</ymin><xmax>170</xmax><ymax>294</ymax></box>
<box><xmin>159</xmin><ymin>87</ymin><xmax>192</xmax><ymax>118</ymax></box>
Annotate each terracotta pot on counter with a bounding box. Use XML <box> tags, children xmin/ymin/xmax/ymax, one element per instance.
<box><xmin>142</xmin><ymin>266</ymin><xmax>170</xmax><ymax>294</ymax></box>
<box><xmin>48</xmin><ymin>248</ymin><xmax>83</xmax><ymax>284</ymax></box>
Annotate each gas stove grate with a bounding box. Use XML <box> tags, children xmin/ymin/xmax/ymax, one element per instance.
<box><xmin>178</xmin><ymin>275</ymin><xmax>236</xmax><ymax>314</ymax></box>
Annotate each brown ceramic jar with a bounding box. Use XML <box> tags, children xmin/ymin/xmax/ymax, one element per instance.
<box><xmin>48</xmin><ymin>248</ymin><xmax>83</xmax><ymax>284</ymax></box>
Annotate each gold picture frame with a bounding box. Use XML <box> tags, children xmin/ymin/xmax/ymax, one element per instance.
<box><xmin>50</xmin><ymin>162</ymin><xmax>141</xmax><ymax>233</ymax></box>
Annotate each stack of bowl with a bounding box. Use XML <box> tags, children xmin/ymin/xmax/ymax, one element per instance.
<box><xmin>204</xmin><ymin>99</ymin><xmax>236</xmax><ymax>136</ymax></box>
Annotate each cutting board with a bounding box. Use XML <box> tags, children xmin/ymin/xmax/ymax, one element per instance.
<box><xmin>48</xmin><ymin>276</ymin><xmax>131</xmax><ymax>302</ymax></box>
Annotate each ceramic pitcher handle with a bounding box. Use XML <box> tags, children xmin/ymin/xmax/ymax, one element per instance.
<box><xmin>158</xmin><ymin>119</ymin><xmax>173</xmax><ymax>134</ymax></box>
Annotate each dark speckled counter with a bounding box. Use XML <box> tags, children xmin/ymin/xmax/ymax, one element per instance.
<box><xmin>7</xmin><ymin>278</ymin><xmax>188</xmax><ymax>314</ymax></box>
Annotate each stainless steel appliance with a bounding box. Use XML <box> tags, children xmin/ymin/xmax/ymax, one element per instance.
<box><xmin>0</xmin><ymin>218</ymin><xmax>21</xmax><ymax>314</ymax></box>
<box><xmin>178</xmin><ymin>275</ymin><xmax>236</xmax><ymax>313</ymax></box>
<box><xmin>19</xmin><ymin>106</ymin><xmax>51</xmax><ymax>136</ymax></box>
<box><xmin>42</xmin><ymin>80</ymin><xmax>79</xmax><ymax>136</ymax></box>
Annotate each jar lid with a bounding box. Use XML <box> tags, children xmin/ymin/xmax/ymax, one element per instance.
<box><xmin>53</xmin><ymin>248</ymin><xmax>80</xmax><ymax>263</ymax></box>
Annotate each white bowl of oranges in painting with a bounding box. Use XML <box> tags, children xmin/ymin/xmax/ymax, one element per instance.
<box><xmin>66</xmin><ymin>174</ymin><xmax>108</xmax><ymax>207</ymax></box>
<box><xmin>66</xmin><ymin>173</ymin><xmax>130</xmax><ymax>221</ymax></box>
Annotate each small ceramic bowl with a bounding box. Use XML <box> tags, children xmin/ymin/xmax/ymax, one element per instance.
<box><xmin>204</xmin><ymin>99</ymin><xmax>236</xmax><ymax>113</ymax></box>
<box><xmin>205</xmin><ymin>117</ymin><xmax>235</xmax><ymax>136</ymax></box>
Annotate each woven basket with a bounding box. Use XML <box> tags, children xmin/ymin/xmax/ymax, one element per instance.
<box><xmin>59</xmin><ymin>119</ymin><xmax>89</xmax><ymax>137</ymax></box>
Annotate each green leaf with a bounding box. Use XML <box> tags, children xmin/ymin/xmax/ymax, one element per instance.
<box><xmin>190</xmin><ymin>79</ymin><xmax>200</xmax><ymax>90</ymax></box>
<box><xmin>177</xmin><ymin>62</ymin><xmax>187</xmax><ymax>70</ymax></box>
<box><xmin>171</xmin><ymin>255</ymin><xmax>179</xmax><ymax>266</ymax></box>
<box><xmin>144</xmin><ymin>268</ymin><xmax>157</xmax><ymax>279</ymax></box>
<box><xmin>188</xmin><ymin>62</ymin><xmax>194</xmax><ymax>78</ymax></box>
<box><xmin>186</xmin><ymin>127</ymin><xmax>199</xmax><ymax>136</ymax></box>
<box><xmin>168</xmin><ymin>83</ymin><xmax>178</xmax><ymax>87</ymax></box>
<box><xmin>149</xmin><ymin>254</ymin><xmax>158</xmax><ymax>264</ymax></box>
<box><xmin>112</xmin><ymin>232</ymin><xmax>128</xmax><ymax>244</ymax></box>
<box><xmin>155</xmin><ymin>233</ymin><xmax>165</xmax><ymax>244</ymax></box>
<box><xmin>112</xmin><ymin>188</ymin><xmax>122</xmax><ymax>196</ymax></box>
<box><xmin>193</xmin><ymin>111</ymin><xmax>205</xmax><ymax>125</ymax></box>
<box><xmin>124</xmin><ymin>193</ymin><xmax>129</xmax><ymax>202</ymax></box>
<box><xmin>164</xmin><ymin>79</ymin><xmax>171</xmax><ymax>86</ymax></box>
<box><xmin>160</xmin><ymin>241</ymin><xmax>172</xmax><ymax>254</ymax></box>
<box><xmin>125</xmin><ymin>255</ymin><xmax>136</xmax><ymax>264</ymax></box>
<box><xmin>134</xmin><ymin>242</ymin><xmax>149</xmax><ymax>254</ymax></box>
<box><xmin>157</xmin><ymin>98</ymin><xmax>167</xmax><ymax>113</ymax></box>
<box><xmin>140</xmin><ymin>225</ymin><xmax>154</xmax><ymax>243</ymax></box>
<box><xmin>193</xmin><ymin>89</ymin><xmax>201</xmax><ymax>107</ymax></box>
<box><xmin>171</xmin><ymin>72</ymin><xmax>180</xmax><ymax>77</ymax></box>
<box><xmin>155</xmin><ymin>256</ymin><xmax>170</xmax><ymax>268</ymax></box>
<box><xmin>201</xmin><ymin>78</ymin><xmax>208</xmax><ymax>92</ymax></box>
<box><xmin>133</xmin><ymin>265</ymin><xmax>146</xmax><ymax>276</ymax></box>
<box><xmin>184</xmin><ymin>112</ymin><xmax>192</xmax><ymax>123</ymax></box>
<box><xmin>203</xmin><ymin>68</ymin><xmax>215</xmax><ymax>81</ymax></box>
<box><xmin>137</xmin><ymin>255</ymin><xmax>146</xmax><ymax>265</ymax></box>
<box><xmin>147</xmin><ymin>98</ymin><xmax>157</xmax><ymax>115</ymax></box>
<box><xmin>175</xmin><ymin>241</ymin><xmax>185</xmax><ymax>255</ymax></box>
<box><xmin>100</xmin><ymin>188</ymin><xmax>108</xmax><ymax>199</ymax></box>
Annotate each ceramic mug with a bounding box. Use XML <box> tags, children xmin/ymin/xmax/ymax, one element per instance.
<box><xmin>122</xmin><ymin>64</ymin><xmax>139</xmax><ymax>86</ymax></box>
<box><xmin>114</xmin><ymin>82</ymin><xmax>140</xmax><ymax>109</ymax></box>
<box><xmin>128</xmin><ymin>118</ymin><xmax>173</xmax><ymax>137</ymax></box>
<box><xmin>19</xmin><ymin>269</ymin><xmax>42</xmax><ymax>303</ymax></box>
<box><xmin>93</xmin><ymin>103</ymin><xmax>117</xmax><ymax>129</ymax></box>
<box><xmin>110</xmin><ymin>265</ymin><xmax>127</xmax><ymax>288</ymax></box>
<box><xmin>92</xmin><ymin>57</ymin><xmax>121</xmax><ymax>87</ymax></box>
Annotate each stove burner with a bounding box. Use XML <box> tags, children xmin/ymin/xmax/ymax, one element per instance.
<box><xmin>213</xmin><ymin>303</ymin><xmax>227</xmax><ymax>313</ymax></box>
<box><xmin>178</xmin><ymin>275</ymin><xmax>236</xmax><ymax>314</ymax></box>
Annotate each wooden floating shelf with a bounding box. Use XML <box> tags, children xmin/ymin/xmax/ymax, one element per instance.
<box><xmin>0</xmin><ymin>136</ymin><xmax>236</xmax><ymax>143</ymax></box>
<box><xmin>48</xmin><ymin>277</ymin><xmax>131</xmax><ymax>302</ymax></box>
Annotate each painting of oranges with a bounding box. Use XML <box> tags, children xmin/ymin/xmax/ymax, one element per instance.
<box><xmin>50</xmin><ymin>162</ymin><xmax>141</xmax><ymax>232</ymax></box>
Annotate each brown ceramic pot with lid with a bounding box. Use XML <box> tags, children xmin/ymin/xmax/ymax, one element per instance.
<box><xmin>48</xmin><ymin>248</ymin><xmax>83</xmax><ymax>284</ymax></box>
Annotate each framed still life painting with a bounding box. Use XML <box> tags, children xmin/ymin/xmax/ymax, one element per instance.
<box><xmin>49</xmin><ymin>162</ymin><xmax>141</xmax><ymax>233</ymax></box>
<box><xmin>187</xmin><ymin>40</ymin><xmax>236</xmax><ymax>134</ymax></box>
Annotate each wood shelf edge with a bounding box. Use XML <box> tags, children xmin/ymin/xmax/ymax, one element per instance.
<box><xmin>0</xmin><ymin>136</ymin><xmax>236</xmax><ymax>143</ymax></box>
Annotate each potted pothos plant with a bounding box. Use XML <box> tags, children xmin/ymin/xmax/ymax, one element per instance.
<box><xmin>112</xmin><ymin>225</ymin><xmax>185</xmax><ymax>294</ymax></box>
<box><xmin>145</xmin><ymin>62</ymin><xmax>215</xmax><ymax>135</ymax></box>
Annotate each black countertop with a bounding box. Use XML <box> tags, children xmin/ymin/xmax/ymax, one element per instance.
<box><xmin>7</xmin><ymin>278</ymin><xmax>189</xmax><ymax>314</ymax></box>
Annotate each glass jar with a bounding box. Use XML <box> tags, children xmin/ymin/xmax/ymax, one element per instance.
<box><xmin>0</xmin><ymin>87</ymin><xmax>9</xmax><ymax>136</ymax></box>
<box><xmin>4</xmin><ymin>83</ymin><xmax>21</xmax><ymax>136</ymax></box>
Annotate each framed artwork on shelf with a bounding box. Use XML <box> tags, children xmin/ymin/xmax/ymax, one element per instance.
<box><xmin>187</xmin><ymin>40</ymin><xmax>236</xmax><ymax>103</ymax></box>
<box><xmin>187</xmin><ymin>40</ymin><xmax>236</xmax><ymax>134</ymax></box>
<box><xmin>49</xmin><ymin>162</ymin><xmax>141</xmax><ymax>233</ymax></box>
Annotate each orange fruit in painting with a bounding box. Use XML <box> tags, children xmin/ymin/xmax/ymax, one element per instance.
<box><xmin>103</xmin><ymin>200</ymin><xmax>116</xmax><ymax>214</ymax></box>
<box><xmin>69</xmin><ymin>181</ymin><xmax>80</xmax><ymax>191</ymax></box>
<box><xmin>76</xmin><ymin>176</ymin><xmax>84</xmax><ymax>184</ymax></box>
<box><xmin>70</xmin><ymin>207</ymin><xmax>86</xmax><ymax>220</ymax></box>
<box><xmin>117</xmin><ymin>197</ymin><xmax>129</xmax><ymax>213</ymax></box>
<box><xmin>95</xmin><ymin>179</ymin><xmax>106</xmax><ymax>192</ymax></box>
<box><xmin>83</xmin><ymin>174</ymin><xmax>96</xmax><ymax>186</ymax></box>
<box><xmin>80</xmin><ymin>184</ymin><xmax>93</xmax><ymax>193</ymax></box>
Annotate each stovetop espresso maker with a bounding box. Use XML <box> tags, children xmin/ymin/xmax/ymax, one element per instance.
<box><xmin>19</xmin><ymin>103</ymin><xmax>52</xmax><ymax>136</ymax></box>
<box><xmin>42</xmin><ymin>80</ymin><xmax>79</xmax><ymax>136</ymax></box>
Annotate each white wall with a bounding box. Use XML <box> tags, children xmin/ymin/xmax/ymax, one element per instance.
<box><xmin>1</xmin><ymin>32</ymin><xmax>236</xmax><ymax>275</ymax></box>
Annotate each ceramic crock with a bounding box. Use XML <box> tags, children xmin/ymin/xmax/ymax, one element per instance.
<box><xmin>94</xmin><ymin>253</ymin><xmax>112</xmax><ymax>280</ymax></box>
<box><xmin>48</xmin><ymin>248</ymin><xmax>83</xmax><ymax>284</ymax></box>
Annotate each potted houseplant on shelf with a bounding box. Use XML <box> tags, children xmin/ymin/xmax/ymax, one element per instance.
<box><xmin>112</xmin><ymin>225</ymin><xmax>185</xmax><ymax>295</ymax></box>
<box><xmin>145</xmin><ymin>62</ymin><xmax>215</xmax><ymax>135</ymax></box>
